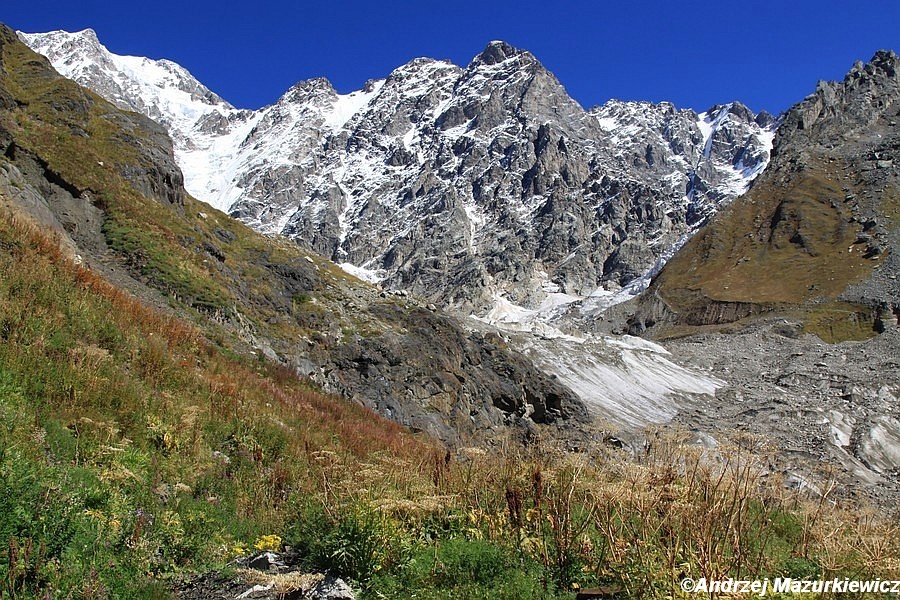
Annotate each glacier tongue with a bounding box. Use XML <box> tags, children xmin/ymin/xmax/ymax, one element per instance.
<box><xmin>522</xmin><ymin>332</ymin><xmax>722</xmax><ymax>429</ymax></box>
<box><xmin>474</xmin><ymin>294</ymin><xmax>723</xmax><ymax>429</ymax></box>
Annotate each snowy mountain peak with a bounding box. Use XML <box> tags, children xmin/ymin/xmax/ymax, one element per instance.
<box><xmin>473</xmin><ymin>40</ymin><xmax>534</xmax><ymax>66</ymax></box>
<box><xmin>280</xmin><ymin>77</ymin><xmax>338</xmax><ymax>105</ymax></box>
<box><xmin>22</xmin><ymin>29</ymin><xmax>776</xmax><ymax>311</ymax></box>
<box><xmin>389</xmin><ymin>56</ymin><xmax>454</xmax><ymax>76</ymax></box>
<box><xmin>465</xmin><ymin>40</ymin><xmax>552</xmax><ymax>88</ymax></box>
<box><xmin>18</xmin><ymin>27</ymin><xmax>233</xmax><ymax>131</ymax></box>
<box><xmin>19</xmin><ymin>29</ymin><xmax>113</xmax><ymax>86</ymax></box>
<box><xmin>19</xmin><ymin>27</ymin><xmax>102</xmax><ymax>54</ymax></box>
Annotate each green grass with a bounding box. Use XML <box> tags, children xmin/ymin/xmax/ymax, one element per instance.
<box><xmin>0</xmin><ymin>27</ymin><xmax>897</xmax><ymax>598</ymax></box>
<box><xmin>0</xmin><ymin>210</ymin><xmax>427</xmax><ymax>597</ymax></box>
<box><xmin>658</xmin><ymin>170</ymin><xmax>876</xmax><ymax>305</ymax></box>
<box><xmin>802</xmin><ymin>301</ymin><xmax>878</xmax><ymax>343</ymax></box>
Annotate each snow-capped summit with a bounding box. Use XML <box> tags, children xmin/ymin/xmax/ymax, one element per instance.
<box><xmin>19</xmin><ymin>29</ymin><xmax>232</xmax><ymax>127</ymax></box>
<box><xmin>18</xmin><ymin>28</ymin><xmax>252</xmax><ymax>205</ymax></box>
<box><xmin>21</xmin><ymin>30</ymin><xmax>777</xmax><ymax>311</ymax></box>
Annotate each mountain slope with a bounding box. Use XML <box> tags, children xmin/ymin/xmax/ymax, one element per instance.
<box><xmin>627</xmin><ymin>50</ymin><xmax>899</xmax><ymax>340</ymax></box>
<box><xmin>616</xmin><ymin>50</ymin><xmax>900</xmax><ymax>504</ymax></box>
<box><xmin>1</xmin><ymin>24</ymin><xmax>586</xmax><ymax>445</ymax></box>
<box><xmin>20</xmin><ymin>30</ymin><xmax>776</xmax><ymax>311</ymax></box>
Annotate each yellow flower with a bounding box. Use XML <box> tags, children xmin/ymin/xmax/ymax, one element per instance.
<box><xmin>253</xmin><ymin>534</ymin><xmax>282</xmax><ymax>552</ymax></box>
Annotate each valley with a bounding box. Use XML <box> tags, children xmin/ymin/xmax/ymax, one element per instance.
<box><xmin>18</xmin><ymin>25</ymin><xmax>899</xmax><ymax>507</ymax></box>
<box><xmin>0</xmin><ymin>20</ymin><xmax>897</xmax><ymax>597</ymax></box>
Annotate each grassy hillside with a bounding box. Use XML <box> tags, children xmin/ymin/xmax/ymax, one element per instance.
<box><xmin>644</xmin><ymin>158</ymin><xmax>886</xmax><ymax>341</ymax></box>
<box><xmin>626</xmin><ymin>51</ymin><xmax>899</xmax><ymax>343</ymax></box>
<box><xmin>1</xmin><ymin>25</ymin><xmax>348</xmax><ymax>334</ymax></box>
<box><xmin>1</xmin><ymin>24</ymin><xmax>898</xmax><ymax>598</ymax></box>
<box><xmin>0</xmin><ymin>208</ymin><xmax>432</xmax><ymax>597</ymax></box>
<box><xmin>0</xmin><ymin>221</ymin><xmax>895</xmax><ymax>596</ymax></box>
<box><xmin>658</xmin><ymin>169</ymin><xmax>875</xmax><ymax>304</ymax></box>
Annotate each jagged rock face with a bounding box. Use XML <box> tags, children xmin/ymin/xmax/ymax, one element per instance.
<box><xmin>779</xmin><ymin>51</ymin><xmax>899</xmax><ymax>149</ymax></box>
<box><xmin>309</xmin><ymin>301</ymin><xmax>587</xmax><ymax>442</ymax></box>
<box><xmin>21</xmin><ymin>33</ymin><xmax>776</xmax><ymax>311</ymax></box>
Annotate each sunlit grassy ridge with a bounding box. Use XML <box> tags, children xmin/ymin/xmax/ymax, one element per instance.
<box><xmin>660</xmin><ymin>170</ymin><xmax>873</xmax><ymax>303</ymax></box>
<box><xmin>644</xmin><ymin>154</ymin><xmax>893</xmax><ymax>342</ymax></box>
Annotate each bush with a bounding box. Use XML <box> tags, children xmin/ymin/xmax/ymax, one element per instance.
<box><xmin>287</xmin><ymin>502</ymin><xmax>407</xmax><ymax>585</ymax></box>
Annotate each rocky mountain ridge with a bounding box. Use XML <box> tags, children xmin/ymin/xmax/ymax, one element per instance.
<box><xmin>441</xmin><ymin>48</ymin><xmax>899</xmax><ymax>504</ymax></box>
<box><xmin>625</xmin><ymin>49</ymin><xmax>899</xmax><ymax>337</ymax></box>
<box><xmin>20</xmin><ymin>30</ymin><xmax>776</xmax><ymax>311</ymax></box>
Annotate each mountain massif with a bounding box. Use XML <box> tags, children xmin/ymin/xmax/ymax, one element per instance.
<box><xmin>0</xmin><ymin>25</ymin><xmax>586</xmax><ymax>446</ymax></box>
<box><xmin>7</xmin><ymin>24</ymin><xmax>898</xmax><ymax>492</ymax></box>
<box><xmin>21</xmin><ymin>30</ymin><xmax>775</xmax><ymax>310</ymax></box>
<box><xmin>617</xmin><ymin>50</ymin><xmax>899</xmax><ymax>502</ymax></box>
<box><xmin>10</xmin><ymin>26</ymin><xmax>900</xmax><ymax>502</ymax></box>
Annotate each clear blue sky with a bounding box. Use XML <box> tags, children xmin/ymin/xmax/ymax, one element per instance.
<box><xmin>5</xmin><ymin>1</ymin><xmax>899</xmax><ymax>115</ymax></box>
